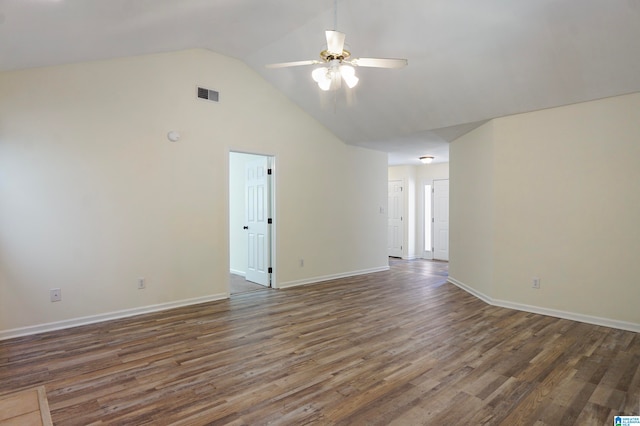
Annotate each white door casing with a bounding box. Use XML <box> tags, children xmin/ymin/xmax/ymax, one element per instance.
<box><xmin>388</xmin><ymin>180</ymin><xmax>404</xmax><ymax>258</ymax></box>
<box><xmin>423</xmin><ymin>182</ymin><xmax>433</xmax><ymax>260</ymax></box>
<box><xmin>245</xmin><ymin>157</ymin><xmax>270</xmax><ymax>286</ymax></box>
<box><xmin>433</xmin><ymin>179</ymin><xmax>449</xmax><ymax>261</ymax></box>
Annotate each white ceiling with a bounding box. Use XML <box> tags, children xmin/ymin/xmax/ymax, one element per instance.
<box><xmin>1</xmin><ymin>0</ymin><xmax>639</xmax><ymax>165</ymax></box>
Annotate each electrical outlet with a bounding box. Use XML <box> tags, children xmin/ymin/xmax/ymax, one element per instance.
<box><xmin>299</xmin><ymin>259</ymin><xmax>304</xmax><ymax>267</ymax></box>
<box><xmin>138</xmin><ymin>278</ymin><xmax>146</xmax><ymax>289</ymax></box>
<box><xmin>50</xmin><ymin>288</ymin><xmax>62</xmax><ymax>302</ymax></box>
<box><xmin>532</xmin><ymin>277</ymin><xmax>540</xmax><ymax>289</ymax></box>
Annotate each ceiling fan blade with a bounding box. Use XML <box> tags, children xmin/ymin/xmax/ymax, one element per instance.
<box><xmin>350</xmin><ymin>57</ymin><xmax>408</xmax><ymax>69</ymax></box>
<box><xmin>265</xmin><ymin>60</ymin><xmax>320</xmax><ymax>69</ymax></box>
<box><xmin>325</xmin><ymin>30</ymin><xmax>346</xmax><ymax>55</ymax></box>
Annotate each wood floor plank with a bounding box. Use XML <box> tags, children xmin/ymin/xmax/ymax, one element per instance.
<box><xmin>0</xmin><ymin>259</ymin><xmax>639</xmax><ymax>424</ymax></box>
<box><xmin>0</xmin><ymin>389</ymin><xmax>39</xmax><ymax>421</ymax></box>
<box><xmin>0</xmin><ymin>386</ymin><xmax>52</xmax><ymax>426</ymax></box>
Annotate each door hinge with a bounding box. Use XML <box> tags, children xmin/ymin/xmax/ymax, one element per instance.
<box><xmin>268</xmin><ymin>218</ymin><xmax>272</xmax><ymax>224</ymax></box>
<box><xmin>267</xmin><ymin>168</ymin><xmax>272</xmax><ymax>175</ymax></box>
<box><xmin>268</xmin><ymin>267</ymin><xmax>273</xmax><ymax>273</ymax></box>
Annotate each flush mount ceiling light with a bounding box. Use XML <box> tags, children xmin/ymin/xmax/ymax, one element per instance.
<box><xmin>420</xmin><ymin>156</ymin><xmax>434</xmax><ymax>164</ymax></box>
<box><xmin>266</xmin><ymin>0</ymin><xmax>407</xmax><ymax>92</ymax></box>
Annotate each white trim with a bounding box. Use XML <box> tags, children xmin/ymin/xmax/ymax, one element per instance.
<box><xmin>230</xmin><ymin>269</ymin><xmax>246</xmax><ymax>277</ymax></box>
<box><xmin>402</xmin><ymin>255</ymin><xmax>419</xmax><ymax>261</ymax></box>
<box><xmin>228</xmin><ymin>150</ymin><xmax>277</xmax><ymax>289</ymax></box>
<box><xmin>278</xmin><ymin>266</ymin><xmax>390</xmax><ymax>289</ymax></box>
<box><xmin>447</xmin><ymin>276</ymin><xmax>493</xmax><ymax>305</ymax></box>
<box><xmin>0</xmin><ymin>293</ymin><xmax>228</xmax><ymax>341</ymax></box>
<box><xmin>421</xmin><ymin>179</ymin><xmax>434</xmax><ymax>261</ymax></box>
<box><xmin>447</xmin><ymin>276</ymin><xmax>640</xmax><ymax>333</ymax></box>
<box><xmin>387</xmin><ymin>178</ymin><xmax>405</xmax><ymax>259</ymax></box>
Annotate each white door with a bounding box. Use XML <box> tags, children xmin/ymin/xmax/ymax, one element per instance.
<box><xmin>245</xmin><ymin>157</ymin><xmax>270</xmax><ymax>286</ymax></box>
<box><xmin>433</xmin><ymin>179</ymin><xmax>449</xmax><ymax>261</ymax></box>
<box><xmin>388</xmin><ymin>180</ymin><xmax>404</xmax><ymax>257</ymax></box>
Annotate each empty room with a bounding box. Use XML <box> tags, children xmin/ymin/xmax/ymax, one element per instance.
<box><xmin>1</xmin><ymin>0</ymin><xmax>639</xmax><ymax>424</ymax></box>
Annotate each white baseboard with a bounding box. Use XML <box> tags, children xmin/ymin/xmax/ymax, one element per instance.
<box><xmin>278</xmin><ymin>266</ymin><xmax>390</xmax><ymax>289</ymax></box>
<box><xmin>230</xmin><ymin>269</ymin><xmax>246</xmax><ymax>277</ymax></box>
<box><xmin>0</xmin><ymin>293</ymin><xmax>228</xmax><ymax>341</ymax></box>
<box><xmin>447</xmin><ymin>276</ymin><xmax>640</xmax><ymax>333</ymax></box>
<box><xmin>447</xmin><ymin>277</ymin><xmax>494</xmax><ymax>305</ymax></box>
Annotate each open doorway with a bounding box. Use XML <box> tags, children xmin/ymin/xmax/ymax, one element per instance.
<box><xmin>229</xmin><ymin>152</ymin><xmax>275</xmax><ymax>295</ymax></box>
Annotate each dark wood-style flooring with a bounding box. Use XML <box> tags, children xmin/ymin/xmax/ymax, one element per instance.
<box><xmin>1</xmin><ymin>259</ymin><xmax>639</xmax><ymax>425</ymax></box>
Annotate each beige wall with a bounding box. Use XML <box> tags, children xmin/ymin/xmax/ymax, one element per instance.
<box><xmin>449</xmin><ymin>122</ymin><xmax>496</xmax><ymax>297</ymax></box>
<box><xmin>416</xmin><ymin>163</ymin><xmax>449</xmax><ymax>185</ymax></box>
<box><xmin>0</xmin><ymin>49</ymin><xmax>389</xmax><ymax>336</ymax></box>
<box><xmin>450</xmin><ymin>93</ymin><xmax>640</xmax><ymax>329</ymax></box>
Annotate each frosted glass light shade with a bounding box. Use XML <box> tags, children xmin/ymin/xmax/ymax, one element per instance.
<box><xmin>318</xmin><ymin>78</ymin><xmax>332</xmax><ymax>91</ymax></box>
<box><xmin>312</xmin><ymin>67</ymin><xmax>328</xmax><ymax>83</ymax></box>
<box><xmin>312</xmin><ymin>64</ymin><xmax>358</xmax><ymax>91</ymax></box>
<box><xmin>312</xmin><ymin>67</ymin><xmax>333</xmax><ymax>91</ymax></box>
<box><xmin>340</xmin><ymin>65</ymin><xmax>359</xmax><ymax>88</ymax></box>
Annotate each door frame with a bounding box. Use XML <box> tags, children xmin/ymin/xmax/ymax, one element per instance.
<box><xmin>432</xmin><ymin>178</ymin><xmax>449</xmax><ymax>261</ymax></box>
<box><xmin>421</xmin><ymin>179</ymin><xmax>434</xmax><ymax>260</ymax></box>
<box><xmin>228</xmin><ymin>150</ymin><xmax>277</xmax><ymax>291</ymax></box>
<box><xmin>387</xmin><ymin>179</ymin><xmax>405</xmax><ymax>258</ymax></box>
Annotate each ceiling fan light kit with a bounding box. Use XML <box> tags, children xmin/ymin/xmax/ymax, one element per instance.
<box><xmin>266</xmin><ymin>25</ymin><xmax>407</xmax><ymax>92</ymax></box>
<box><xmin>311</xmin><ymin>60</ymin><xmax>359</xmax><ymax>91</ymax></box>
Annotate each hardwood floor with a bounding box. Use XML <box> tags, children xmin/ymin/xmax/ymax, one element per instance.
<box><xmin>1</xmin><ymin>259</ymin><xmax>638</xmax><ymax>425</ymax></box>
<box><xmin>0</xmin><ymin>386</ymin><xmax>52</xmax><ymax>425</ymax></box>
<box><xmin>229</xmin><ymin>274</ymin><xmax>269</xmax><ymax>295</ymax></box>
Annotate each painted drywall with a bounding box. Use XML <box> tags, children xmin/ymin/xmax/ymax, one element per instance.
<box><xmin>492</xmin><ymin>93</ymin><xmax>640</xmax><ymax>324</ymax></box>
<box><xmin>450</xmin><ymin>93</ymin><xmax>640</xmax><ymax>327</ymax></box>
<box><xmin>416</xmin><ymin>163</ymin><xmax>449</xmax><ymax>184</ymax></box>
<box><xmin>449</xmin><ymin>122</ymin><xmax>496</xmax><ymax>297</ymax></box>
<box><xmin>0</xmin><ymin>49</ymin><xmax>388</xmax><ymax>335</ymax></box>
<box><xmin>275</xmin><ymin>142</ymin><xmax>388</xmax><ymax>284</ymax></box>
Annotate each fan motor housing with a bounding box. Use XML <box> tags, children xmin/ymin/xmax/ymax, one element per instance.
<box><xmin>320</xmin><ymin>49</ymin><xmax>351</xmax><ymax>62</ymax></box>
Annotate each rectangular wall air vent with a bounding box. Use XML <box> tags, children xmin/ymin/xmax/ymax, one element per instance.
<box><xmin>197</xmin><ymin>86</ymin><xmax>219</xmax><ymax>103</ymax></box>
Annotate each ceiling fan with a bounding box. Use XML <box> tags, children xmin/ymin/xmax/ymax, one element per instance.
<box><xmin>266</xmin><ymin>29</ymin><xmax>408</xmax><ymax>91</ymax></box>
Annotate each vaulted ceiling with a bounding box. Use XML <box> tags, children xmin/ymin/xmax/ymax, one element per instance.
<box><xmin>1</xmin><ymin>0</ymin><xmax>639</xmax><ymax>165</ymax></box>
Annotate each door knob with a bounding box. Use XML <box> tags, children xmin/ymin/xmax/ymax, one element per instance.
<box><xmin>243</xmin><ymin>226</ymin><xmax>249</xmax><ymax>230</ymax></box>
